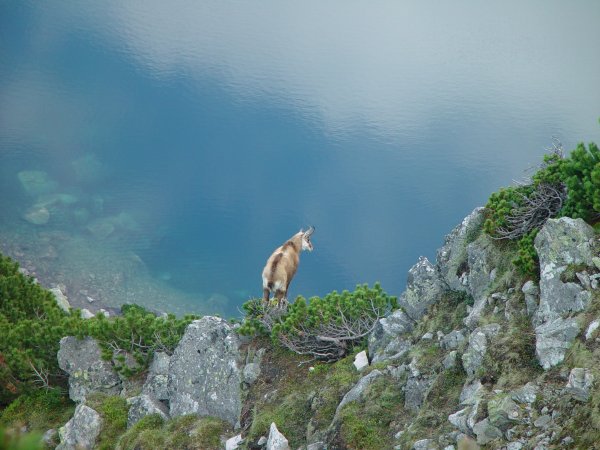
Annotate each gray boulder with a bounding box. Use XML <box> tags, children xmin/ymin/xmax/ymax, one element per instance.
<box><xmin>565</xmin><ymin>367</ymin><xmax>594</xmax><ymax>401</ymax></box>
<box><xmin>142</xmin><ymin>352</ymin><xmax>170</xmax><ymax>401</ymax></box>
<box><xmin>399</xmin><ymin>256</ymin><xmax>446</xmax><ymax>321</ymax></box>
<box><xmin>168</xmin><ymin>316</ymin><xmax>242</xmax><ymax>426</ymax></box>
<box><xmin>405</xmin><ymin>375</ymin><xmax>434</xmax><ymax>411</ymax></box>
<box><xmin>522</xmin><ymin>281</ymin><xmax>539</xmax><ymax>317</ymax></box>
<box><xmin>535</xmin><ymin>317</ymin><xmax>580</xmax><ymax>369</ymax></box>
<box><xmin>57</xmin><ymin>404</ymin><xmax>102</xmax><ymax>450</ymax></box>
<box><xmin>57</xmin><ymin>336</ymin><xmax>121</xmax><ymax>402</ymax></box>
<box><xmin>243</xmin><ymin>347</ymin><xmax>265</xmax><ymax>385</ymax></box>
<box><xmin>466</xmin><ymin>234</ymin><xmax>501</xmax><ymax>306</ymax></box>
<box><xmin>511</xmin><ymin>382</ymin><xmax>538</xmax><ymax>404</ymax></box>
<box><xmin>488</xmin><ymin>395</ymin><xmax>521</xmax><ymax>429</ymax></box>
<box><xmin>126</xmin><ymin>394</ymin><xmax>169</xmax><ymax>428</ymax></box>
<box><xmin>413</xmin><ymin>439</ymin><xmax>440</xmax><ymax>450</ymax></box>
<box><xmin>534</xmin><ymin>217</ymin><xmax>596</xmax><ymax>323</ymax></box>
<box><xmin>368</xmin><ymin>309</ymin><xmax>413</xmax><ymax>363</ymax></box>
<box><xmin>462</xmin><ymin>324</ymin><xmax>500</xmax><ymax>378</ymax></box>
<box><xmin>334</xmin><ymin>370</ymin><xmax>383</xmax><ymax>420</ymax></box>
<box><xmin>441</xmin><ymin>329</ymin><xmax>467</xmax><ymax>350</ymax></box>
<box><xmin>436</xmin><ymin>207</ymin><xmax>485</xmax><ymax>291</ymax></box>
<box><xmin>472</xmin><ymin>418</ymin><xmax>503</xmax><ymax>445</ymax></box>
<box><xmin>266</xmin><ymin>422</ymin><xmax>290</xmax><ymax>450</ymax></box>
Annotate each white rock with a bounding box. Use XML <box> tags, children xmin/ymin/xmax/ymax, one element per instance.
<box><xmin>80</xmin><ymin>309</ymin><xmax>95</xmax><ymax>319</ymax></box>
<box><xmin>353</xmin><ymin>350</ymin><xmax>369</xmax><ymax>371</ymax></box>
<box><xmin>49</xmin><ymin>287</ymin><xmax>70</xmax><ymax>313</ymax></box>
<box><xmin>422</xmin><ymin>332</ymin><xmax>434</xmax><ymax>340</ymax></box>
<box><xmin>266</xmin><ymin>423</ymin><xmax>290</xmax><ymax>450</ymax></box>
<box><xmin>585</xmin><ymin>320</ymin><xmax>600</xmax><ymax>340</ymax></box>
<box><xmin>225</xmin><ymin>434</ymin><xmax>244</xmax><ymax>450</ymax></box>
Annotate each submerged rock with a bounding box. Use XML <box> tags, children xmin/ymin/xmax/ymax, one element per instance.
<box><xmin>57</xmin><ymin>404</ymin><xmax>102</xmax><ymax>450</ymax></box>
<box><xmin>57</xmin><ymin>336</ymin><xmax>121</xmax><ymax>402</ymax></box>
<box><xmin>17</xmin><ymin>170</ymin><xmax>57</xmax><ymax>196</ymax></box>
<box><xmin>23</xmin><ymin>204</ymin><xmax>50</xmax><ymax>225</ymax></box>
<box><xmin>168</xmin><ymin>316</ymin><xmax>242</xmax><ymax>426</ymax></box>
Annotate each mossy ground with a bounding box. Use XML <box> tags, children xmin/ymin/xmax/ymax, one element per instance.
<box><xmin>241</xmin><ymin>338</ymin><xmax>361</xmax><ymax>448</ymax></box>
<box><xmin>86</xmin><ymin>394</ymin><xmax>129</xmax><ymax>450</ymax></box>
<box><xmin>117</xmin><ymin>414</ymin><xmax>231</xmax><ymax>450</ymax></box>
<box><xmin>0</xmin><ymin>389</ymin><xmax>74</xmax><ymax>449</ymax></box>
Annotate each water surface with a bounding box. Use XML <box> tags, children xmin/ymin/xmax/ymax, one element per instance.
<box><xmin>1</xmin><ymin>1</ymin><xmax>599</xmax><ymax>316</ymax></box>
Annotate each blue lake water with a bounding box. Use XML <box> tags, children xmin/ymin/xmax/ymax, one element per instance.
<box><xmin>1</xmin><ymin>1</ymin><xmax>599</xmax><ymax>317</ymax></box>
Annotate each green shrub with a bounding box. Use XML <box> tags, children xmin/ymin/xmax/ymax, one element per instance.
<box><xmin>512</xmin><ymin>229</ymin><xmax>539</xmax><ymax>278</ymax></box>
<box><xmin>0</xmin><ymin>428</ymin><xmax>42</xmax><ymax>450</ymax></box>
<box><xmin>0</xmin><ymin>254</ymin><xmax>86</xmax><ymax>404</ymax></box>
<box><xmin>557</xmin><ymin>142</ymin><xmax>600</xmax><ymax>220</ymax></box>
<box><xmin>483</xmin><ymin>139</ymin><xmax>600</xmax><ymax>278</ymax></box>
<box><xmin>83</xmin><ymin>305</ymin><xmax>199</xmax><ymax>377</ymax></box>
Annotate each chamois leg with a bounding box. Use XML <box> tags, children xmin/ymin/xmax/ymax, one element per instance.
<box><xmin>275</xmin><ymin>289</ymin><xmax>286</xmax><ymax>307</ymax></box>
<box><xmin>263</xmin><ymin>288</ymin><xmax>270</xmax><ymax>304</ymax></box>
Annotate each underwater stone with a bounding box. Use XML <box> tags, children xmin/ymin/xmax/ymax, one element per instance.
<box><xmin>71</xmin><ymin>153</ymin><xmax>106</xmax><ymax>184</ymax></box>
<box><xmin>17</xmin><ymin>170</ymin><xmax>57</xmax><ymax>196</ymax></box>
<box><xmin>87</xmin><ymin>218</ymin><xmax>115</xmax><ymax>239</ymax></box>
<box><xmin>23</xmin><ymin>204</ymin><xmax>50</xmax><ymax>225</ymax></box>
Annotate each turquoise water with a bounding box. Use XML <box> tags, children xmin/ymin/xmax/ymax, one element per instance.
<box><xmin>1</xmin><ymin>1</ymin><xmax>599</xmax><ymax>316</ymax></box>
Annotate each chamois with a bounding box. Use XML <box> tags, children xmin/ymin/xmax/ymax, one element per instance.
<box><xmin>262</xmin><ymin>226</ymin><xmax>314</xmax><ymax>304</ymax></box>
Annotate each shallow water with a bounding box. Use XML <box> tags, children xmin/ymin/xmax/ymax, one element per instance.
<box><xmin>1</xmin><ymin>1</ymin><xmax>599</xmax><ymax>316</ymax></box>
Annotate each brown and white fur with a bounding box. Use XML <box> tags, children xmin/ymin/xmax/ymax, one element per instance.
<box><xmin>262</xmin><ymin>226</ymin><xmax>314</xmax><ymax>304</ymax></box>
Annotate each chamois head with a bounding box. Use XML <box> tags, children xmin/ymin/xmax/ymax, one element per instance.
<box><xmin>301</xmin><ymin>226</ymin><xmax>315</xmax><ymax>252</ymax></box>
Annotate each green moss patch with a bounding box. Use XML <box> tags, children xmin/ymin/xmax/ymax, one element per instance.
<box><xmin>117</xmin><ymin>414</ymin><xmax>231</xmax><ymax>450</ymax></box>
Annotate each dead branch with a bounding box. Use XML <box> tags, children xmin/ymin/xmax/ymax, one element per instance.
<box><xmin>493</xmin><ymin>182</ymin><xmax>566</xmax><ymax>240</ymax></box>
